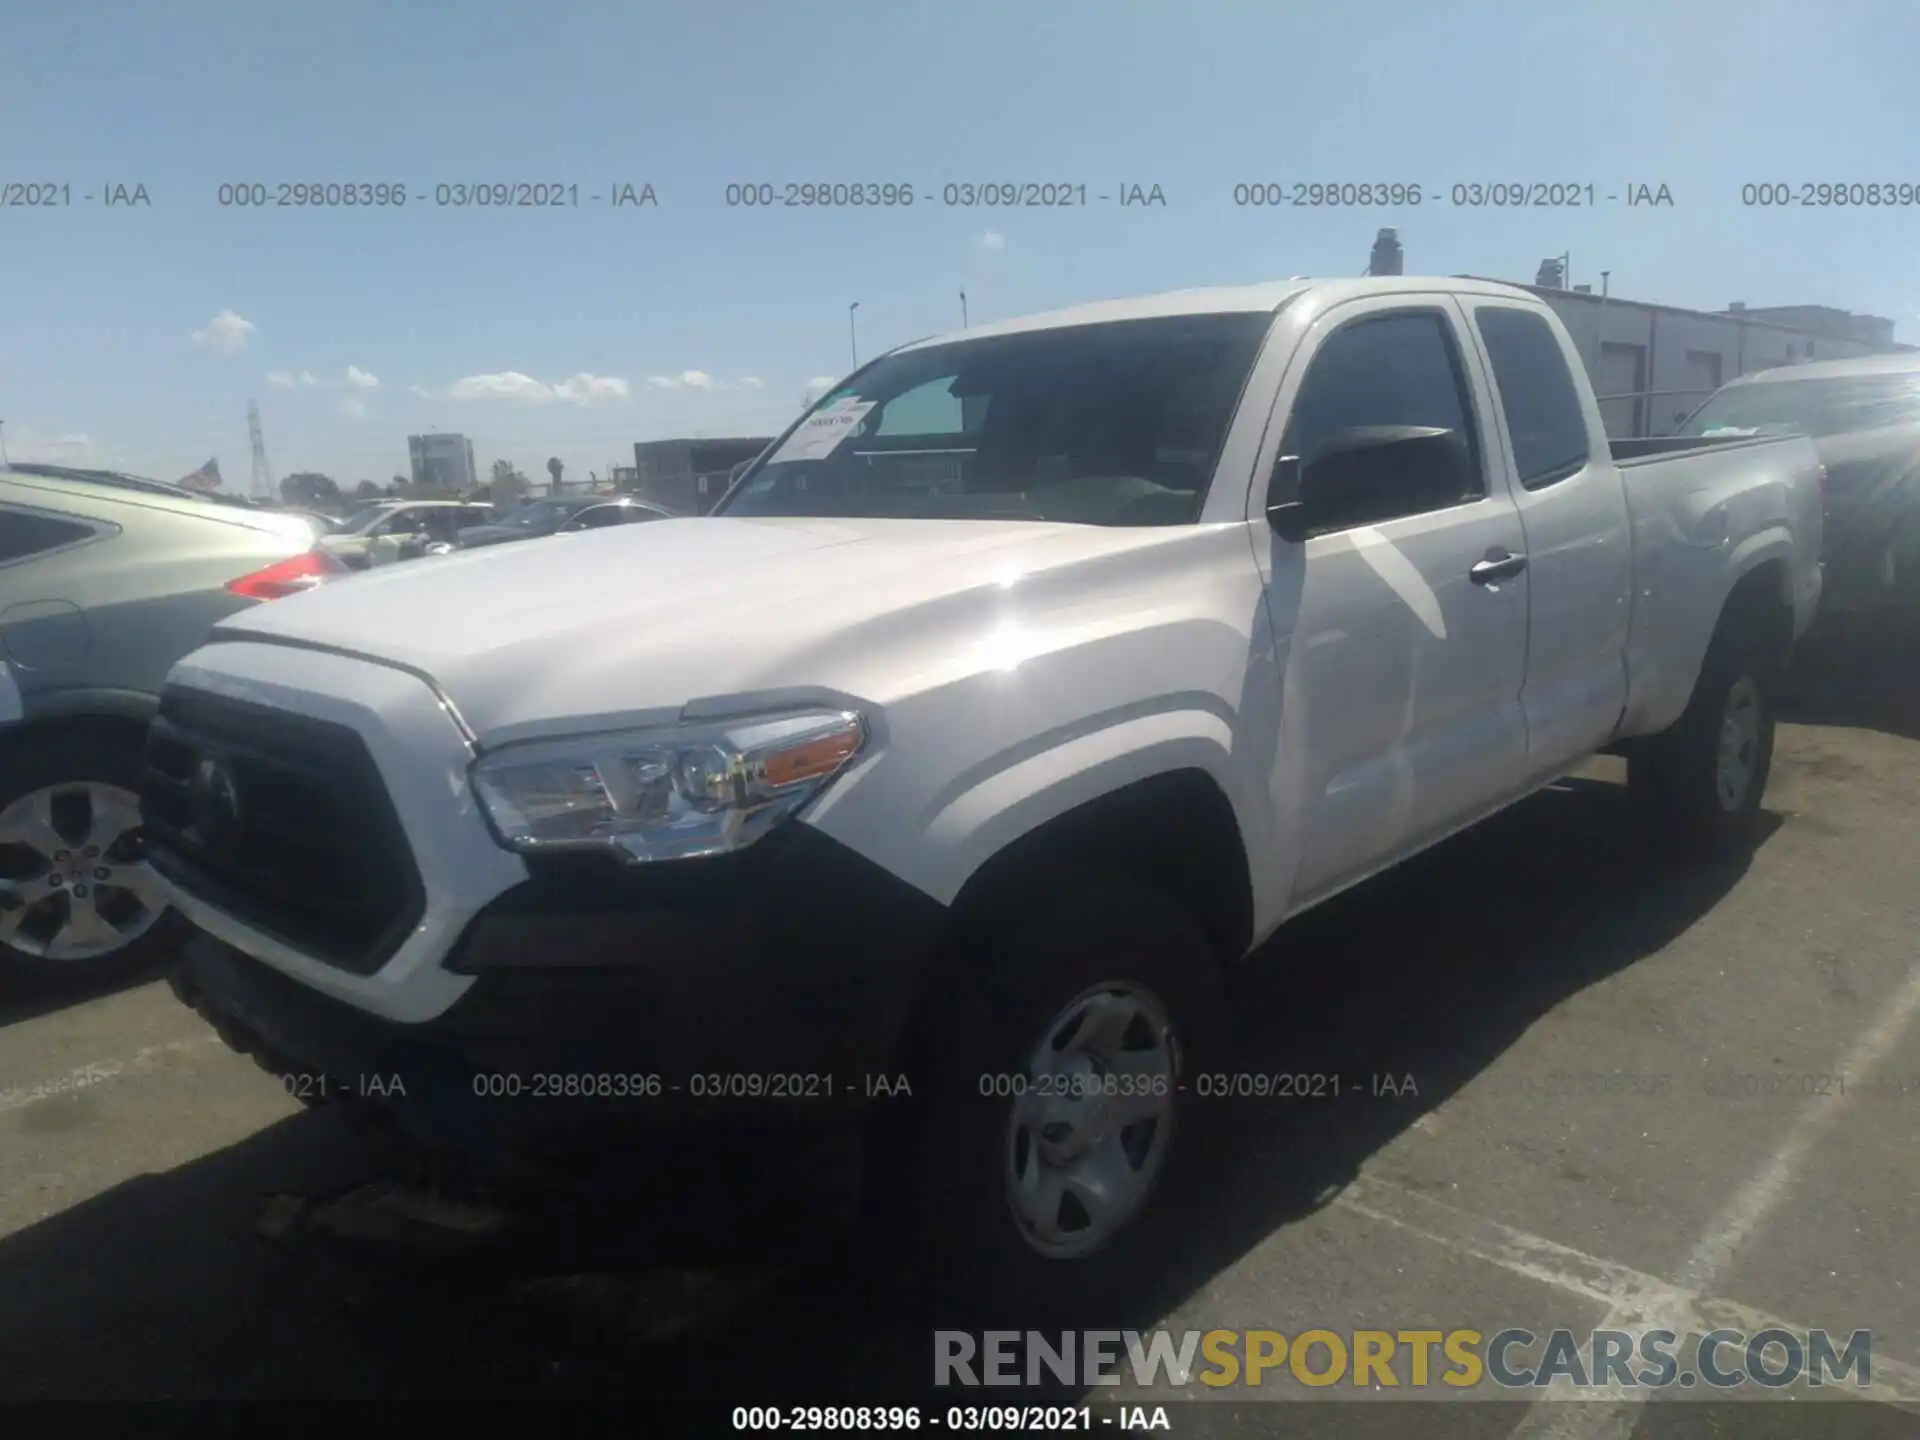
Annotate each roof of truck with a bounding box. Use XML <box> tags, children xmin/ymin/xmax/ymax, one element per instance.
<box><xmin>893</xmin><ymin>275</ymin><xmax>1542</xmax><ymax>352</ymax></box>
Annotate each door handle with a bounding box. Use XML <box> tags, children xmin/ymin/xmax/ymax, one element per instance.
<box><xmin>1470</xmin><ymin>550</ymin><xmax>1528</xmax><ymax>584</ymax></box>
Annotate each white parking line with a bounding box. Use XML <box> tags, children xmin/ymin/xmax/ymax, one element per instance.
<box><xmin>1508</xmin><ymin>948</ymin><xmax>1920</xmax><ymax>1436</ymax></box>
<box><xmin>1337</xmin><ymin>1175</ymin><xmax>1920</xmax><ymax>1410</ymax></box>
<box><xmin>0</xmin><ymin>1036</ymin><xmax>226</xmax><ymax>1114</ymax></box>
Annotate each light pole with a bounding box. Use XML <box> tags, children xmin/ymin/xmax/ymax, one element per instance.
<box><xmin>849</xmin><ymin>301</ymin><xmax>861</xmax><ymax>368</ymax></box>
<box><xmin>960</xmin><ymin>290</ymin><xmax>969</xmax><ymax>329</ymax></box>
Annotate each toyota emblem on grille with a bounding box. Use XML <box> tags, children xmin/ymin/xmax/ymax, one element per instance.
<box><xmin>190</xmin><ymin>755</ymin><xmax>245</xmax><ymax>852</ymax></box>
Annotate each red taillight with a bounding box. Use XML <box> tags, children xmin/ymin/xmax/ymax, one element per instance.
<box><xmin>225</xmin><ymin>547</ymin><xmax>349</xmax><ymax>601</ymax></box>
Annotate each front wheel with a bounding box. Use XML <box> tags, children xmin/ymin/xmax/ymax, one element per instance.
<box><xmin>0</xmin><ymin>728</ymin><xmax>190</xmax><ymax>978</ymax></box>
<box><xmin>1628</xmin><ymin>623</ymin><xmax>1777</xmax><ymax>852</ymax></box>
<box><xmin>886</xmin><ymin>875</ymin><xmax>1229</xmax><ymax>1313</ymax></box>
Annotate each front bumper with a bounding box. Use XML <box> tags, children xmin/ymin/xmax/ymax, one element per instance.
<box><xmin>170</xmin><ymin>824</ymin><xmax>946</xmax><ymax>1180</ymax></box>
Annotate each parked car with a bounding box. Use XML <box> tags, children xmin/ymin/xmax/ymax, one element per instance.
<box><xmin>320</xmin><ymin>500</ymin><xmax>494</xmax><ymax>570</ymax></box>
<box><xmin>151</xmin><ymin>276</ymin><xmax>1821</xmax><ymax>1308</ymax></box>
<box><xmin>445</xmin><ymin>494</ymin><xmax>671</xmax><ymax>551</ymax></box>
<box><xmin>0</xmin><ymin>467</ymin><xmax>348</xmax><ymax>973</ymax></box>
<box><xmin>280</xmin><ymin>508</ymin><xmax>342</xmax><ymax>540</ymax></box>
<box><xmin>1680</xmin><ymin>353</ymin><xmax>1920</xmax><ymax>617</ymax></box>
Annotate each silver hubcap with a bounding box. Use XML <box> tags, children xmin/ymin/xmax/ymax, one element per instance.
<box><xmin>1004</xmin><ymin>982</ymin><xmax>1179</xmax><ymax>1260</ymax></box>
<box><xmin>0</xmin><ymin>781</ymin><xmax>167</xmax><ymax>961</ymax></box>
<box><xmin>1715</xmin><ymin>676</ymin><xmax>1762</xmax><ymax>811</ymax></box>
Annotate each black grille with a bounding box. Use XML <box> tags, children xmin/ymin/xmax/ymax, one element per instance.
<box><xmin>141</xmin><ymin>686</ymin><xmax>426</xmax><ymax>975</ymax></box>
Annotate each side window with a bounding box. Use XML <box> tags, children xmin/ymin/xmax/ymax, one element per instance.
<box><xmin>0</xmin><ymin>507</ymin><xmax>98</xmax><ymax>564</ymax></box>
<box><xmin>576</xmin><ymin>506</ymin><xmax>627</xmax><ymax>529</ymax></box>
<box><xmin>424</xmin><ymin>508</ymin><xmax>465</xmax><ymax>540</ymax></box>
<box><xmin>380</xmin><ymin>510</ymin><xmax>424</xmax><ymax>536</ymax></box>
<box><xmin>1474</xmin><ymin>306</ymin><xmax>1593</xmax><ymax>489</ymax></box>
<box><xmin>875</xmin><ymin>376</ymin><xmax>975</xmax><ymax>437</ymax></box>
<box><xmin>1280</xmin><ymin>310</ymin><xmax>1484</xmax><ymax>522</ymax></box>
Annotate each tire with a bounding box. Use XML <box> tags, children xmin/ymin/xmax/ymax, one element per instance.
<box><xmin>1627</xmin><ymin>619</ymin><xmax>1777</xmax><ymax>853</ymax></box>
<box><xmin>0</xmin><ymin>725</ymin><xmax>191</xmax><ymax>980</ymax></box>
<box><xmin>882</xmin><ymin>873</ymin><xmax>1230</xmax><ymax>1314</ymax></box>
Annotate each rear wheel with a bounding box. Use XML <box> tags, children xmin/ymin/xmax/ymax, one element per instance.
<box><xmin>0</xmin><ymin>728</ymin><xmax>189</xmax><ymax>978</ymax></box>
<box><xmin>883</xmin><ymin>874</ymin><xmax>1229</xmax><ymax>1313</ymax></box>
<box><xmin>1628</xmin><ymin>621</ymin><xmax>1777</xmax><ymax>852</ymax></box>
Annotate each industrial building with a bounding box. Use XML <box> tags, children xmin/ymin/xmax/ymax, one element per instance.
<box><xmin>1366</xmin><ymin>230</ymin><xmax>1911</xmax><ymax>438</ymax></box>
<box><xmin>622</xmin><ymin>435</ymin><xmax>773</xmax><ymax>514</ymax></box>
<box><xmin>407</xmin><ymin>432</ymin><xmax>478</xmax><ymax>493</ymax></box>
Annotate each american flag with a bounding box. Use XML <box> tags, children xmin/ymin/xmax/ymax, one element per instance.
<box><xmin>177</xmin><ymin>457</ymin><xmax>222</xmax><ymax>492</ymax></box>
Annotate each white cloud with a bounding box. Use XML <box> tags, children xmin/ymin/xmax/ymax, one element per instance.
<box><xmin>447</xmin><ymin>371</ymin><xmax>552</xmax><ymax>402</ymax></box>
<box><xmin>341</xmin><ymin>396</ymin><xmax>369</xmax><ymax>419</ymax></box>
<box><xmin>739</xmin><ymin>376</ymin><xmax>765</xmax><ymax>389</ymax></box>
<box><xmin>554</xmin><ymin>373</ymin><xmax>630</xmax><ymax>403</ymax></box>
<box><xmin>6</xmin><ymin>428</ymin><xmax>95</xmax><ymax>463</ymax></box>
<box><xmin>440</xmin><ymin>370</ymin><xmax>630</xmax><ymax>405</ymax></box>
<box><xmin>644</xmin><ymin>370</ymin><xmax>716</xmax><ymax>391</ymax></box>
<box><xmin>408</xmin><ymin>384</ymin><xmax>434</xmax><ymax>398</ymax></box>
<box><xmin>803</xmin><ymin>375</ymin><xmax>840</xmax><ymax>400</ymax></box>
<box><xmin>270</xmin><ymin>365</ymin><xmax>378</xmax><ymax>392</ymax></box>
<box><xmin>191</xmin><ymin>309</ymin><xmax>257</xmax><ymax>353</ymax></box>
<box><xmin>976</xmin><ymin>229</ymin><xmax>1007</xmax><ymax>252</ymax></box>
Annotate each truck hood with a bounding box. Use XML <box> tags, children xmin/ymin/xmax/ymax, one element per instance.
<box><xmin>208</xmin><ymin>515</ymin><xmax>1173</xmax><ymax>741</ymax></box>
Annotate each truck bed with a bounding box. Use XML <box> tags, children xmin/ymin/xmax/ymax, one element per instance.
<box><xmin>1610</xmin><ymin>432</ymin><xmax>1809</xmax><ymax>466</ymax></box>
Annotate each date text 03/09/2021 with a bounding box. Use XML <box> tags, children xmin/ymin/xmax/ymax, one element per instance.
<box><xmin>280</xmin><ymin>1071</ymin><xmax>917</xmax><ymax>1104</ymax></box>
<box><xmin>730</xmin><ymin>1405</ymin><xmax>1171</xmax><ymax>1432</ymax></box>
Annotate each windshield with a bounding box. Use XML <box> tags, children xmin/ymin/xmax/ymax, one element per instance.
<box><xmin>500</xmin><ymin>499</ymin><xmax>582</xmax><ymax>529</ymax></box>
<box><xmin>1680</xmin><ymin>372</ymin><xmax>1920</xmax><ymax>439</ymax></box>
<box><xmin>716</xmin><ymin>314</ymin><xmax>1272</xmax><ymax>525</ymax></box>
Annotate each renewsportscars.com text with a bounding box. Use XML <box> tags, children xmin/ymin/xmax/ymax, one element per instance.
<box><xmin>934</xmin><ymin>1328</ymin><xmax>1874</xmax><ymax>1392</ymax></box>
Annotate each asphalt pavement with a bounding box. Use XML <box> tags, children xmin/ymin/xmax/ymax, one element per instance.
<box><xmin>3</xmin><ymin>625</ymin><xmax>1919</xmax><ymax>1437</ymax></box>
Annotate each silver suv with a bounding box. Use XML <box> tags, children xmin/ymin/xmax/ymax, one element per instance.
<box><xmin>0</xmin><ymin>467</ymin><xmax>347</xmax><ymax>974</ymax></box>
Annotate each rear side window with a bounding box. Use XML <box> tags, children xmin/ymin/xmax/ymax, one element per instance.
<box><xmin>1474</xmin><ymin>307</ymin><xmax>1592</xmax><ymax>489</ymax></box>
<box><xmin>0</xmin><ymin>507</ymin><xmax>98</xmax><ymax>563</ymax></box>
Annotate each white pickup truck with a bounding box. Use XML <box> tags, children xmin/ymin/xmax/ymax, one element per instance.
<box><xmin>146</xmin><ymin>276</ymin><xmax>1822</xmax><ymax>1307</ymax></box>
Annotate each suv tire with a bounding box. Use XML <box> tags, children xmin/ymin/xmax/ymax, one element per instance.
<box><xmin>0</xmin><ymin>727</ymin><xmax>190</xmax><ymax>979</ymax></box>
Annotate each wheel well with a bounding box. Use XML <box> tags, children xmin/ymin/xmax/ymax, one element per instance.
<box><xmin>1721</xmin><ymin>559</ymin><xmax>1795</xmax><ymax>675</ymax></box>
<box><xmin>0</xmin><ymin>713</ymin><xmax>152</xmax><ymax>796</ymax></box>
<box><xmin>0</xmin><ymin>712</ymin><xmax>150</xmax><ymax>760</ymax></box>
<box><xmin>943</xmin><ymin>768</ymin><xmax>1255</xmax><ymax>967</ymax></box>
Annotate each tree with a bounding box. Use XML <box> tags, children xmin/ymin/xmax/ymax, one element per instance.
<box><xmin>280</xmin><ymin>472</ymin><xmax>339</xmax><ymax>507</ymax></box>
<box><xmin>546</xmin><ymin>456</ymin><xmax>564</xmax><ymax>492</ymax></box>
<box><xmin>354</xmin><ymin>479</ymin><xmax>381</xmax><ymax>498</ymax></box>
<box><xmin>385</xmin><ymin>476</ymin><xmax>407</xmax><ymax>495</ymax></box>
<box><xmin>490</xmin><ymin>458</ymin><xmax>530</xmax><ymax>505</ymax></box>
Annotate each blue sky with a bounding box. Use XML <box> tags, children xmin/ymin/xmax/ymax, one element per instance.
<box><xmin>2</xmin><ymin>0</ymin><xmax>1916</xmax><ymax>491</ymax></box>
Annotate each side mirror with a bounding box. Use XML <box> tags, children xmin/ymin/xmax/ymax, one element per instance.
<box><xmin>1266</xmin><ymin>425</ymin><xmax>1473</xmax><ymax>542</ymax></box>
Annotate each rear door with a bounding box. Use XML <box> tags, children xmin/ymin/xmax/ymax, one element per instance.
<box><xmin>1463</xmin><ymin>300</ymin><xmax>1632</xmax><ymax>781</ymax></box>
<box><xmin>1252</xmin><ymin>297</ymin><xmax>1531</xmax><ymax>905</ymax></box>
<box><xmin>0</xmin><ymin>497</ymin><xmax>115</xmax><ymax>715</ymax></box>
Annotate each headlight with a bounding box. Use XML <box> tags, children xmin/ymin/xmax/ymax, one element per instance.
<box><xmin>470</xmin><ymin>709</ymin><xmax>866</xmax><ymax>862</ymax></box>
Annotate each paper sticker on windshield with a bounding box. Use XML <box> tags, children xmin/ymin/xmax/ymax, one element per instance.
<box><xmin>767</xmin><ymin>399</ymin><xmax>876</xmax><ymax>464</ymax></box>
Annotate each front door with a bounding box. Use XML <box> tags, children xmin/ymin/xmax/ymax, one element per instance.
<box><xmin>1251</xmin><ymin>299</ymin><xmax>1531</xmax><ymax>907</ymax></box>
